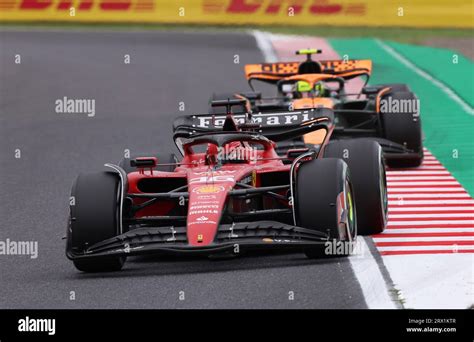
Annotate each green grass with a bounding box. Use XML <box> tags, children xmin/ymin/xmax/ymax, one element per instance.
<box><xmin>1</xmin><ymin>22</ymin><xmax>472</xmax><ymax>43</ymax></box>
<box><xmin>330</xmin><ymin>38</ymin><xmax>474</xmax><ymax>194</ymax></box>
<box><xmin>265</xmin><ymin>26</ymin><xmax>474</xmax><ymax>43</ymax></box>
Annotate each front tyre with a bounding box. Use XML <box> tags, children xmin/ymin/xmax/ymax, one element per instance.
<box><xmin>324</xmin><ymin>139</ymin><xmax>388</xmax><ymax>235</ymax></box>
<box><xmin>67</xmin><ymin>172</ymin><xmax>125</xmax><ymax>272</ymax></box>
<box><xmin>295</xmin><ymin>158</ymin><xmax>356</xmax><ymax>258</ymax></box>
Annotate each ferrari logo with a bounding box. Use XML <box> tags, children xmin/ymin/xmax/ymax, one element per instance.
<box><xmin>193</xmin><ymin>185</ymin><xmax>225</xmax><ymax>194</ymax></box>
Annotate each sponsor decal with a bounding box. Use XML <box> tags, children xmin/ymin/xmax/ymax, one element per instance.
<box><xmin>11</xmin><ymin>0</ymin><xmax>154</xmax><ymax>11</ymax></box>
<box><xmin>192</xmin><ymin>170</ymin><xmax>236</xmax><ymax>176</ymax></box>
<box><xmin>196</xmin><ymin>112</ymin><xmax>312</xmax><ymax>128</ymax></box>
<box><xmin>193</xmin><ymin>185</ymin><xmax>225</xmax><ymax>194</ymax></box>
<box><xmin>189</xmin><ymin>210</ymin><xmax>218</xmax><ymax>215</ymax></box>
<box><xmin>188</xmin><ymin>220</ymin><xmax>217</xmax><ymax>226</ymax></box>
<box><xmin>189</xmin><ymin>175</ymin><xmax>235</xmax><ymax>184</ymax></box>
<box><xmin>2</xmin><ymin>0</ymin><xmax>470</xmax><ymax>29</ymax></box>
<box><xmin>189</xmin><ymin>204</ymin><xmax>219</xmax><ymax>209</ymax></box>
<box><xmin>197</xmin><ymin>195</ymin><xmax>218</xmax><ymax>200</ymax></box>
<box><xmin>221</xmin><ymin>0</ymin><xmax>365</xmax><ymax>15</ymax></box>
<box><xmin>262</xmin><ymin>238</ymin><xmax>295</xmax><ymax>243</ymax></box>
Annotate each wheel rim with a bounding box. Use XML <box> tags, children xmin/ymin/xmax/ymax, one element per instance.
<box><xmin>345</xmin><ymin>179</ymin><xmax>356</xmax><ymax>238</ymax></box>
<box><xmin>379</xmin><ymin>155</ymin><xmax>388</xmax><ymax>224</ymax></box>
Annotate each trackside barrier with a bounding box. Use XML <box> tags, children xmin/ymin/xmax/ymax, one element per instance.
<box><xmin>0</xmin><ymin>0</ymin><xmax>472</xmax><ymax>28</ymax></box>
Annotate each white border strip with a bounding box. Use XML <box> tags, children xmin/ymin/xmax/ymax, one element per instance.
<box><xmin>375</xmin><ymin>39</ymin><xmax>474</xmax><ymax>116</ymax></box>
<box><xmin>388</xmin><ymin>220</ymin><xmax>474</xmax><ymax>226</ymax></box>
<box><xmin>377</xmin><ymin>245</ymin><xmax>474</xmax><ymax>252</ymax></box>
<box><xmin>384</xmin><ymin>228</ymin><xmax>474</xmax><ymax>234</ymax></box>
<box><xmin>374</xmin><ymin>236</ymin><xmax>474</xmax><ymax>242</ymax></box>
<box><xmin>349</xmin><ymin>238</ymin><xmax>398</xmax><ymax>308</ymax></box>
<box><xmin>389</xmin><ymin>206</ymin><xmax>474</xmax><ymax>212</ymax></box>
<box><xmin>389</xmin><ymin>213</ymin><xmax>474</xmax><ymax>218</ymax></box>
<box><xmin>251</xmin><ymin>30</ymin><xmax>278</xmax><ymax>63</ymax></box>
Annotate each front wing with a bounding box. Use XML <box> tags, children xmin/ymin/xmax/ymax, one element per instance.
<box><xmin>66</xmin><ymin>221</ymin><xmax>330</xmax><ymax>260</ymax></box>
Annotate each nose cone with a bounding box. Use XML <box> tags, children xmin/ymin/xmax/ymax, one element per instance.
<box><xmin>186</xmin><ymin>183</ymin><xmax>229</xmax><ymax>246</ymax></box>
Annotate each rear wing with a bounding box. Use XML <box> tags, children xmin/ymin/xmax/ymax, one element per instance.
<box><xmin>172</xmin><ymin>107</ymin><xmax>334</xmax><ymax>142</ymax></box>
<box><xmin>244</xmin><ymin>59</ymin><xmax>372</xmax><ymax>83</ymax></box>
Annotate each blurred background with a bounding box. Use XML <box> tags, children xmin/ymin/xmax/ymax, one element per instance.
<box><xmin>0</xmin><ymin>0</ymin><xmax>472</xmax><ymax>54</ymax></box>
<box><xmin>1</xmin><ymin>0</ymin><xmax>472</xmax><ymax>189</ymax></box>
<box><xmin>0</xmin><ymin>0</ymin><xmax>473</xmax><ymax>309</ymax></box>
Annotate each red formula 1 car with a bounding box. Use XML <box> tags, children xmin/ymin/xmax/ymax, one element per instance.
<box><xmin>66</xmin><ymin>100</ymin><xmax>387</xmax><ymax>272</ymax></box>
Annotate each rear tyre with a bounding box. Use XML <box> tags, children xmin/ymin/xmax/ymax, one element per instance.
<box><xmin>381</xmin><ymin>91</ymin><xmax>423</xmax><ymax>168</ymax></box>
<box><xmin>295</xmin><ymin>158</ymin><xmax>356</xmax><ymax>258</ymax></box>
<box><xmin>119</xmin><ymin>153</ymin><xmax>177</xmax><ymax>174</ymax></box>
<box><xmin>67</xmin><ymin>172</ymin><xmax>125</xmax><ymax>272</ymax></box>
<box><xmin>324</xmin><ymin>139</ymin><xmax>387</xmax><ymax>235</ymax></box>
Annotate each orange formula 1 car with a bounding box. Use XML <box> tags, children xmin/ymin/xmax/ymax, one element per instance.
<box><xmin>210</xmin><ymin>49</ymin><xmax>423</xmax><ymax>168</ymax></box>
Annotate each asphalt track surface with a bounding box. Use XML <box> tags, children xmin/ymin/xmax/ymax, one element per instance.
<box><xmin>0</xmin><ymin>30</ymin><xmax>368</xmax><ymax>309</ymax></box>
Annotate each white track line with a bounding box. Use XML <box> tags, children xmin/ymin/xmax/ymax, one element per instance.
<box><xmin>384</xmin><ymin>228</ymin><xmax>474</xmax><ymax>234</ymax></box>
<box><xmin>376</xmin><ymin>39</ymin><xmax>474</xmax><ymax>116</ymax></box>
<box><xmin>396</xmin><ymin>166</ymin><xmax>446</xmax><ymax>170</ymax></box>
<box><xmin>389</xmin><ymin>184</ymin><xmax>461</xmax><ymax>187</ymax></box>
<box><xmin>377</xmin><ymin>245</ymin><xmax>474</xmax><ymax>252</ymax></box>
<box><xmin>388</xmin><ymin>194</ymin><xmax>471</xmax><ymax>199</ymax></box>
<box><xmin>407</xmin><ymin>167</ymin><xmax>446</xmax><ymax>170</ymax></box>
<box><xmin>374</xmin><ymin>237</ymin><xmax>474</xmax><ymax>242</ymax></box>
<box><xmin>389</xmin><ymin>207</ymin><xmax>474</xmax><ymax>212</ymax></box>
<box><xmin>389</xmin><ymin>213</ymin><xmax>474</xmax><ymax>219</ymax></box>
<box><xmin>388</xmin><ymin>182</ymin><xmax>460</xmax><ymax>186</ymax></box>
<box><xmin>387</xmin><ymin>177</ymin><xmax>456</xmax><ymax>181</ymax></box>
<box><xmin>387</xmin><ymin>171</ymin><xmax>450</xmax><ymax>175</ymax></box>
<box><xmin>423</xmin><ymin>161</ymin><xmax>442</xmax><ymax>165</ymax></box>
<box><xmin>348</xmin><ymin>238</ymin><xmax>398</xmax><ymax>308</ymax></box>
<box><xmin>388</xmin><ymin>187</ymin><xmax>464</xmax><ymax>192</ymax></box>
<box><xmin>388</xmin><ymin>220</ymin><xmax>473</xmax><ymax>226</ymax></box>
<box><xmin>389</xmin><ymin>200</ymin><xmax>474</xmax><ymax>205</ymax></box>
